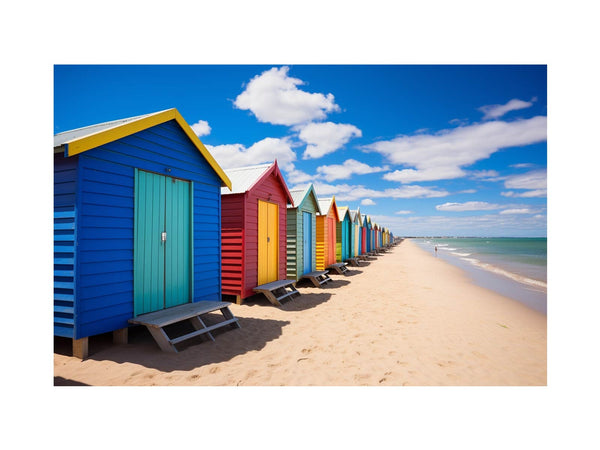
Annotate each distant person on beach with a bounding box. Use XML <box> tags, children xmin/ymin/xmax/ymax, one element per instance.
<box><xmin>434</xmin><ymin>246</ymin><xmax>438</xmax><ymax>256</ymax></box>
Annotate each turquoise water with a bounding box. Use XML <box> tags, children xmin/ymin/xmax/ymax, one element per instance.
<box><xmin>413</xmin><ymin>238</ymin><xmax>547</xmax><ymax>313</ymax></box>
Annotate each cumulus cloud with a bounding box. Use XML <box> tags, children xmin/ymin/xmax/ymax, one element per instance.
<box><xmin>190</xmin><ymin>119</ymin><xmax>211</xmax><ymax>137</ymax></box>
<box><xmin>499</xmin><ymin>208</ymin><xmax>534</xmax><ymax>215</ymax></box>
<box><xmin>436</xmin><ymin>201</ymin><xmax>503</xmax><ymax>212</ymax></box>
<box><xmin>369</xmin><ymin>213</ymin><xmax>547</xmax><ymax>237</ymax></box>
<box><xmin>510</xmin><ymin>163</ymin><xmax>536</xmax><ymax>169</ymax></box>
<box><xmin>234</xmin><ymin>66</ymin><xmax>339</xmax><ymax>126</ymax></box>
<box><xmin>478</xmin><ymin>98</ymin><xmax>534</xmax><ymax>120</ymax></box>
<box><xmin>316</xmin><ymin>159</ymin><xmax>389</xmax><ymax>181</ymax></box>
<box><xmin>366</xmin><ymin>116</ymin><xmax>547</xmax><ymax>183</ymax></box>
<box><xmin>501</xmin><ymin>169</ymin><xmax>547</xmax><ymax>197</ymax></box>
<box><xmin>206</xmin><ymin>137</ymin><xmax>296</xmax><ymax>170</ymax></box>
<box><xmin>284</xmin><ymin>166</ymin><xmax>314</xmax><ymax>185</ymax></box>
<box><xmin>361</xmin><ymin>199</ymin><xmax>376</xmax><ymax>206</ymax></box>
<box><xmin>291</xmin><ymin>182</ymin><xmax>450</xmax><ymax>202</ymax></box>
<box><xmin>299</xmin><ymin>122</ymin><xmax>362</xmax><ymax>159</ymax></box>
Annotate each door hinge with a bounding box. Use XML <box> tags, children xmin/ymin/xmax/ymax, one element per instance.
<box><xmin>161</xmin><ymin>231</ymin><xmax>167</xmax><ymax>242</ymax></box>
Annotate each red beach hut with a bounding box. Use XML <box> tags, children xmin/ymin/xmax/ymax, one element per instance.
<box><xmin>220</xmin><ymin>161</ymin><xmax>294</xmax><ymax>304</ymax></box>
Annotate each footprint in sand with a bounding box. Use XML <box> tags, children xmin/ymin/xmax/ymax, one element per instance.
<box><xmin>209</xmin><ymin>366</ymin><xmax>220</xmax><ymax>374</ymax></box>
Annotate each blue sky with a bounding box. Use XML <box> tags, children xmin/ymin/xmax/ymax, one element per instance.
<box><xmin>55</xmin><ymin>65</ymin><xmax>547</xmax><ymax>237</ymax></box>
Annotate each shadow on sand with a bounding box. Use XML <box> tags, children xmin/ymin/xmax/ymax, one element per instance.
<box><xmin>55</xmin><ymin>315</ymin><xmax>290</xmax><ymax>373</ymax></box>
<box><xmin>54</xmin><ymin>376</ymin><xmax>90</xmax><ymax>386</ymax></box>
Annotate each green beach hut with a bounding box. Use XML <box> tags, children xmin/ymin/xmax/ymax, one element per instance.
<box><xmin>286</xmin><ymin>184</ymin><xmax>322</xmax><ymax>281</ymax></box>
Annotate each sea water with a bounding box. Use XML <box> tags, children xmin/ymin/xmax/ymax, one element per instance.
<box><xmin>413</xmin><ymin>237</ymin><xmax>547</xmax><ymax>314</ymax></box>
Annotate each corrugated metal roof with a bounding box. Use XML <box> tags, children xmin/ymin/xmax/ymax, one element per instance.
<box><xmin>317</xmin><ymin>198</ymin><xmax>333</xmax><ymax>215</ymax></box>
<box><xmin>54</xmin><ymin>110</ymin><xmax>167</xmax><ymax>148</ymax></box>
<box><xmin>221</xmin><ymin>163</ymin><xmax>272</xmax><ymax>195</ymax></box>
<box><xmin>288</xmin><ymin>188</ymin><xmax>307</xmax><ymax>208</ymax></box>
<box><xmin>337</xmin><ymin>206</ymin><xmax>349</xmax><ymax>221</ymax></box>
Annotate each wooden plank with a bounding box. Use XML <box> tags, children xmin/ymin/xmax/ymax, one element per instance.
<box><xmin>73</xmin><ymin>337</ymin><xmax>88</xmax><ymax>359</ymax></box>
<box><xmin>128</xmin><ymin>301</ymin><xmax>232</xmax><ymax>328</ymax></box>
<box><xmin>169</xmin><ymin>318</ymin><xmax>239</xmax><ymax>345</ymax></box>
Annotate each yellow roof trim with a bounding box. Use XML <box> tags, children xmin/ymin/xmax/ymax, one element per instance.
<box><xmin>64</xmin><ymin>108</ymin><xmax>232</xmax><ymax>190</ymax></box>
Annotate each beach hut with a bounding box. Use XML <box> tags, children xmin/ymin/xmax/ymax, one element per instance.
<box><xmin>54</xmin><ymin>108</ymin><xmax>237</xmax><ymax>358</ymax></box>
<box><xmin>336</xmin><ymin>206</ymin><xmax>352</xmax><ymax>263</ymax></box>
<box><xmin>350</xmin><ymin>209</ymin><xmax>362</xmax><ymax>257</ymax></box>
<box><xmin>286</xmin><ymin>184</ymin><xmax>322</xmax><ymax>281</ymax></box>
<box><xmin>316</xmin><ymin>197</ymin><xmax>340</xmax><ymax>271</ymax></box>
<box><xmin>360</xmin><ymin>213</ymin><xmax>367</xmax><ymax>254</ymax></box>
<box><xmin>364</xmin><ymin>215</ymin><xmax>373</xmax><ymax>252</ymax></box>
<box><xmin>220</xmin><ymin>161</ymin><xmax>296</xmax><ymax>305</ymax></box>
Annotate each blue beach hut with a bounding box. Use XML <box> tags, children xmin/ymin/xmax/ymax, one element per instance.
<box><xmin>336</xmin><ymin>206</ymin><xmax>352</xmax><ymax>263</ymax></box>
<box><xmin>54</xmin><ymin>109</ymin><xmax>232</xmax><ymax>357</ymax></box>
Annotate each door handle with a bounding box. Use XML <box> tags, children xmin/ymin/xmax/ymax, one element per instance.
<box><xmin>161</xmin><ymin>231</ymin><xmax>167</xmax><ymax>243</ymax></box>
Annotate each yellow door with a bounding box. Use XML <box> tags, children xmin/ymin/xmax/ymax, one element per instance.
<box><xmin>258</xmin><ymin>200</ymin><xmax>279</xmax><ymax>285</ymax></box>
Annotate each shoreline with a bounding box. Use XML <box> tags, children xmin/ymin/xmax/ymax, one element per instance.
<box><xmin>412</xmin><ymin>238</ymin><xmax>547</xmax><ymax>314</ymax></box>
<box><xmin>54</xmin><ymin>239</ymin><xmax>547</xmax><ymax>386</ymax></box>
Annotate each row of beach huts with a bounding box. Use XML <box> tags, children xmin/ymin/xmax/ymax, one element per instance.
<box><xmin>54</xmin><ymin>109</ymin><xmax>401</xmax><ymax>357</ymax></box>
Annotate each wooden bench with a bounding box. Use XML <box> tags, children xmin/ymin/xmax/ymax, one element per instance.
<box><xmin>299</xmin><ymin>270</ymin><xmax>332</xmax><ymax>287</ymax></box>
<box><xmin>327</xmin><ymin>262</ymin><xmax>348</xmax><ymax>275</ymax></box>
<box><xmin>128</xmin><ymin>301</ymin><xmax>240</xmax><ymax>353</ymax></box>
<box><xmin>253</xmin><ymin>279</ymin><xmax>301</xmax><ymax>306</ymax></box>
<box><xmin>345</xmin><ymin>257</ymin><xmax>361</xmax><ymax>267</ymax></box>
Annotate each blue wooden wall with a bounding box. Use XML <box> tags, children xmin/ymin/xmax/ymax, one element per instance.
<box><xmin>55</xmin><ymin>119</ymin><xmax>223</xmax><ymax>339</ymax></box>
<box><xmin>54</xmin><ymin>154</ymin><xmax>78</xmax><ymax>338</ymax></box>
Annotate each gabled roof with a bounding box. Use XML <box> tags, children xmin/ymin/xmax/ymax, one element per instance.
<box><xmin>317</xmin><ymin>196</ymin><xmax>340</xmax><ymax>221</ymax></box>
<box><xmin>221</xmin><ymin>161</ymin><xmax>293</xmax><ymax>203</ymax></box>
<box><xmin>54</xmin><ymin>108</ymin><xmax>231</xmax><ymax>189</ymax></box>
<box><xmin>337</xmin><ymin>206</ymin><xmax>350</xmax><ymax>222</ymax></box>
<box><xmin>350</xmin><ymin>208</ymin><xmax>362</xmax><ymax>227</ymax></box>
<box><xmin>287</xmin><ymin>184</ymin><xmax>322</xmax><ymax>213</ymax></box>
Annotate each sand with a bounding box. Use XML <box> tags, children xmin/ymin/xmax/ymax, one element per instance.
<box><xmin>53</xmin><ymin>239</ymin><xmax>546</xmax><ymax>386</ymax></box>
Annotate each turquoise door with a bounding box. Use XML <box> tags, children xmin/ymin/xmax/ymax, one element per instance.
<box><xmin>134</xmin><ymin>170</ymin><xmax>192</xmax><ymax>316</ymax></box>
<box><xmin>302</xmin><ymin>212</ymin><xmax>312</xmax><ymax>275</ymax></box>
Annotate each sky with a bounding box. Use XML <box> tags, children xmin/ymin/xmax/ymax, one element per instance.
<box><xmin>54</xmin><ymin>65</ymin><xmax>547</xmax><ymax>237</ymax></box>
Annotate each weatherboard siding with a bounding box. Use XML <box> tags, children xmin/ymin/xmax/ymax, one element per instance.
<box><xmin>244</xmin><ymin>173</ymin><xmax>288</xmax><ymax>299</ymax></box>
<box><xmin>286</xmin><ymin>193</ymin><xmax>318</xmax><ymax>280</ymax></box>
<box><xmin>54</xmin><ymin>154</ymin><xmax>78</xmax><ymax>338</ymax></box>
<box><xmin>69</xmin><ymin>120</ymin><xmax>223</xmax><ymax>339</ymax></box>
<box><xmin>286</xmin><ymin>209</ymin><xmax>300</xmax><ymax>280</ymax></box>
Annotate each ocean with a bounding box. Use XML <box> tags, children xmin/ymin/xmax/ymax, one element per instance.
<box><xmin>413</xmin><ymin>237</ymin><xmax>547</xmax><ymax>314</ymax></box>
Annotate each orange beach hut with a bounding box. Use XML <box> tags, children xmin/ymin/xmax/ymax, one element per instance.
<box><xmin>316</xmin><ymin>196</ymin><xmax>340</xmax><ymax>270</ymax></box>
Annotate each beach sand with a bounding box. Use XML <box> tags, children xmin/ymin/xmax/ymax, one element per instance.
<box><xmin>54</xmin><ymin>239</ymin><xmax>546</xmax><ymax>386</ymax></box>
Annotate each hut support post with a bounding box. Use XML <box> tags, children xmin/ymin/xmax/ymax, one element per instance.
<box><xmin>72</xmin><ymin>337</ymin><xmax>88</xmax><ymax>359</ymax></box>
<box><xmin>236</xmin><ymin>295</ymin><xmax>243</xmax><ymax>305</ymax></box>
<box><xmin>113</xmin><ymin>328</ymin><xmax>128</xmax><ymax>345</ymax></box>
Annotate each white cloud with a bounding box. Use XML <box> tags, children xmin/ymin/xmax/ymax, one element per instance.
<box><xmin>361</xmin><ymin>199</ymin><xmax>376</xmax><ymax>206</ymax></box>
<box><xmin>470</xmin><ymin>170</ymin><xmax>500</xmax><ymax>179</ymax></box>
<box><xmin>284</xmin><ymin>166</ymin><xmax>314</xmax><ymax>185</ymax></box>
<box><xmin>234</xmin><ymin>66</ymin><xmax>339</xmax><ymax>126</ymax></box>
<box><xmin>458</xmin><ymin>189</ymin><xmax>477</xmax><ymax>194</ymax></box>
<box><xmin>299</xmin><ymin>122</ymin><xmax>362</xmax><ymax>159</ymax></box>
<box><xmin>366</xmin><ymin>116</ymin><xmax>546</xmax><ymax>183</ymax></box>
<box><xmin>436</xmin><ymin>201</ymin><xmax>503</xmax><ymax>212</ymax></box>
<box><xmin>510</xmin><ymin>163</ymin><xmax>535</xmax><ymax>169</ymax></box>
<box><xmin>501</xmin><ymin>190</ymin><xmax>547</xmax><ymax>198</ymax></box>
<box><xmin>369</xmin><ymin>213</ymin><xmax>546</xmax><ymax>237</ymax></box>
<box><xmin>499</xmin><ymin>208</ymin><xmax>534</xmax><ymax>215</ymax></box>
<box><xmin>206</xmin><ymin>137</ymin><xmax>296</xmax><ymax>170</ymax></box>
<box><xmin>501</xmin><ymin>169</ymin><xmax>547</xmax><ymax>197</ymax></box>
<box><xmin>291</xmin><ymin>182</ymin><xmax>450</xmax><ymax>202</ymax></box>
<box><xmin>478</xmin><ymin>98</ymin><xmax>534</xmax><ymax>120</ymax></box>
<box><xmin>383</xmin><ymin>166</ymin><xmax>466</xmax><ymax>183</ymax></box>
<box><xmin>316</xmin><ymin>159</ymin><xmax>389</xmax><ymax>181</ymax></box>
<box><xmin>190</xmin><ymin>119</ymin><xmax>211</xmax><ymax>137</ymax></box>
<box><xmin>395</xmin><ymin>210</ymin><xmax>413</xmax><ymax>215</ymax></box>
